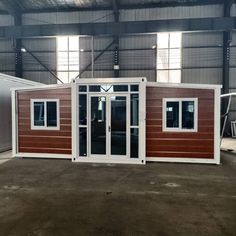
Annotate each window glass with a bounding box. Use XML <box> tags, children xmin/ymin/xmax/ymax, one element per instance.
<box><xmin>169</xmin><ymin>33</ymin><xmax>182</xmax><ymax>48</ymax></box>
<box><xmin>79</xmin><ymin>128</ymin><xmax>87</xmax><ymax>156</ymax></box>
<box><xmin>157</xmin><ymin>33</ymin><xmax>169</xmax><ymax>48</ymax></box>
<box><xmin>157</xmin><ymin>70</ymin><xmax>169</xmax><ymax>83</ymax></box>
<box><xmin>57</xmin><ymin>37</ymin><xmax>68</xmax><ymax>51</ymax></box>
<box><xmin>166</xmin><ymin>101</ymin><xmax>179</xmax><ymax>128</ymax></box>
<box><xmin>79</xmin><ymin>95</ymin><xmax>87</xmax><ymax>125</ymax></box>
<box><xmin>69</xmin><ymin>36</ymin><xmax>79</xmax><ymax>51</ymax></box>
<box><xmin>169</xmin><ymin>70</ymin><xmax>181</xmax><ymax>83</ymax></box>
<box><xmin>47</xmin><ymin>102</ymin><xmax>57</xmax><ymax>127</ymax></box>
<box><xmin>131</xmin><ymin>94</ymin><xmax>139</xmax><ymax>126</ymax></box>
<box><xmin>169</xmin><ymin>49</ymin><xmax>181</xmax><ymax>69</ymax></box>
<box><xmin>131</xmin><ymin>85</ymin><xmax>139</xmax><ymax>91</ymax></box>
<box><xmin>34</xmin><ymin>102</ymin><xmax>44</xmax><ymax>126</ymax></box>
<box><xmin>182</xmin><ymin>101</ymin><xmax>195</xmax><ymax>129</ymax></box>
<box><xmin>57</xmin><ymin>36</ymin><xmax>79</xmax><ymax>83</ymax></box>
<box><xmin>130</xmin><ymin>128</ymin><xmax>139</xmax><ymax>158</ymax></box>
<box><xmin>79</xmin><ymin>85</ymin><xmax>87</xmax><ymax>92</ymax></box>
<box><xmin>157</xmin><ymin>32</ymin><xmax>182</xmax><ymax>83</ymax></box>
<box><xmin>157</xmin><ymin>49</ymin><xmax>169</xmax><ymax>70</ymax></box>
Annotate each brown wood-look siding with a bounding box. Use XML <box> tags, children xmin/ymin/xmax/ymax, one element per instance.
<box><xmin>146</xmin><ymin>87</ymin><xmax>215</xmax><ymax>159</ymax></box>
<box><xmin>17</xmin><ymin>88</ymin><xmax>72</xmax><ymax>155</ymax></box>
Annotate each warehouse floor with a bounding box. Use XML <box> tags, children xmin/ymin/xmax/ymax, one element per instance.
<box><xmin>0</xmin><ymin>151</ymin><xmax>235</xmax><ymax>236</ymax></box>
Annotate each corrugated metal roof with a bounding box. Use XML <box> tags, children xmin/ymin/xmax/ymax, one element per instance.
<box><xmin>0</xmin><ymin>0</ymin><xmax>223</xmax><ymax>13</ymax></box>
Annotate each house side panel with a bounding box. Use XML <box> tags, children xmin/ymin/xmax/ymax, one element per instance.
<box><xmin>146</xmin><ymin>87</ymin><xmax>215</xmax><ymax>159</ymax></box>
<box><xmin>17</xmin><ymin>88</ymin><xmax>72</xmax><ymax>155</ymax></box>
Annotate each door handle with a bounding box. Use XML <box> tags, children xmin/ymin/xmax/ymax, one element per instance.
<box><xmin>108</xmin><ymin>126</ymin><xmax>111</xmax><ymax>132</ymax></box>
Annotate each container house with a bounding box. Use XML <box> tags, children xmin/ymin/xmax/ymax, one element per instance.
<box><xmin>11</xmin><ymin>78</ymin><xmax>221</xmax><ymax>164</ymax></box>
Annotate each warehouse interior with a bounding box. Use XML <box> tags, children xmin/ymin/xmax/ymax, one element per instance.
<box><xmin>0</xmin><ymin>0</ymin><xmax>236</xmax><ymax>235</ymax></box>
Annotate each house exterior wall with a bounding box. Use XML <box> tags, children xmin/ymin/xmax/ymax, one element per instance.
<box><xmin>14</xmin><ymin>82</ymin><xmax>220</xmax><ymax>164</ymax></box>
<box><xmin>0</xmin><ymin>73</ymin><xmax>40</xmax><ymax>152</ymax></box>
<box><xmin>17</xmin><ymin>87</ymin><xmax>72</xmax><ymax>155</ymax></box>
<box><xmin>146</xmin><ymin>86</ymin><xmax>215</xmax><ymax>159</ymax></box>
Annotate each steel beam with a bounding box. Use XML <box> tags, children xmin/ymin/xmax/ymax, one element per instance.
<box><xmin>14</xmin><ymin>13</ymin><xmax>22</xmax><ymax>78</ymax></box>
<box><xmin>112</xmin><ymin>0</ymin><xmax>119</xmax><ymax>78</ymax></box>
<box><xmin>0</xmin><ymin>17</ymin><xmax>236</xmax><ymax>38</ymax></box>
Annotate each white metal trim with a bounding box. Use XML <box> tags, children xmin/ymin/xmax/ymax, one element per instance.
<box><xmin>146</xmin><ymin>157</ymin><xmax>218</xmax><ymax>164</ymax></box>
<box><xmin>15</xmin><ymin>153</ymin><xmax>71</xmax><ymax>159</ymax></box>
<box><xmin>147</xmin><ymin>82</ymin><xmax>222</xmax><ymax>90</ymax></box>
<box><xmin>0</xmin><ymin>72</ymin><xmax>42</xmax><ymax>86</ymax></box>
<box><xmin>73</xmin><ymin>77</ymin><xmax>146</xmax><ymax>84</ymax></box>
<box><xmin>72</xmin><ymin>81</ymin><xmax>78</xmax><ymax>162</ymax></box>
<box><xmin>11</xmin><ymin>90</ymin><xmax>17</xmax><ymax>157</ymax></box>
<box><xmin>162</xmin><ymin>98</ymin><xmax>198</xmax><ymax>132</ymax></box>
<box><xmin>73</xmin><ymin>78</ymin><xmax>146</xmax><ymax>164</ymax></box>
<box><xmin>11</xmin><ymin>83</ymin><xmax>71</xmax><ymax>93</ymax></box>
<box><xmin>30</xmin><ymin>99</ymin><xmax>60</xmax><ymax>131</ymax></box>
<box><xmin>214</xmin><ymin>87</ymin><xmax>221</xmax><ymax>165</ymax></box>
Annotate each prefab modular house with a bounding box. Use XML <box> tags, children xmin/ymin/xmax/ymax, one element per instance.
<box><xmin>12</xmin><ymin>78</ymin><xmax>221</xmax><ymax>164</ymax></box>
<box><xmin>0</xmin><ymin>73</ymin><xmax>41</xmax><ymax>152</ymax></box>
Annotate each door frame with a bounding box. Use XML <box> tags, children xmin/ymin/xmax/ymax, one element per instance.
<box><xmin>72</xmin><ymin>77</ymin><xmax>146</xmax><ymax>165</ymax></box>
<box><xmin>88</xmin><ymin>93</ymin><xmax>129</xmax><ymax>159</ymax></box>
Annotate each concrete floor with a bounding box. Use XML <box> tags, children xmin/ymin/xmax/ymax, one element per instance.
<box><xmin>0</xmin><ymin>154</ymin><xmax>235</xmax><ymax>235</ymax></box>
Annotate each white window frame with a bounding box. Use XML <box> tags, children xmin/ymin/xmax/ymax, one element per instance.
<box><xmin>156</xmin><ymin>32</ymin><xmax>182</xmax><ymax>83</ymax></box>
<box><xmin>163</xmin><ymin>98</ymin><xmax>198</xmax><ymax>132</ymax></box>
<box><xmin>30</xmin><ymin>99</ymin><xmax>60</xmax><ymax>130</ymax></box>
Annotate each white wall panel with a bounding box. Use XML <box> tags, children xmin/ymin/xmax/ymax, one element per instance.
<box><xmin>22</xmin><ymin>10</ymin><xmax>113</xmax><ymax>25</ymax></box>
<box><xmin>182</xmin><ymin>68</ymin><xmax>222</xmax><ymax>84</ymax></box>
<box><xmin>120</xmin><ymin>5</ymin><xmax>223</xmax><ymax>21</ymax></box>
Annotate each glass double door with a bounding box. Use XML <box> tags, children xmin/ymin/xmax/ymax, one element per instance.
<box><xmin>89</xmin><ymin>94</ymin><xmax>128</xmax><ymax>158</ymax></box>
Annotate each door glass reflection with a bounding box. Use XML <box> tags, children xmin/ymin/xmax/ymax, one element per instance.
<box><xmin>91</xmin><ymin>96</ymin><xmax>106</xmax><ymax>155</ymax></box>
<box><xmin>111</xmin><ymin>96</ymin><xmax>126</xmax><ymax>155</ymax></box>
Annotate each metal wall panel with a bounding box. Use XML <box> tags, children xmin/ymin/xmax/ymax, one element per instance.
<box><xmin>94</xmin><ymin>36</ymin><xmax>113</xmax><ymax>50</ymax></box>
<box><xmin>22</xmin><ymin>38</ymin><xmax>57</xmax><ymax>51</ymax></box>
<box><xmin>23</xmin><ymin>52</ymin><xmax>57</xmax><ymax>71</ymax></box>
<box><xmin>0</xmin><ymin>39</ymin><xmax>14</xmax><ymax>52</ymax></box>
<box><xmin>182</xmin><ymin>48</ymin><xmax>223</xmax><ymax>68</ymax></box>
<box><xmin>231</xmin><ymin>4</ymin><xmax>236</xmax><ymax>16</ymax></box>
<box><xmin>229</xmin><ymin>68</ymin><xmax>236</xmax><ymax>88</ymax></box>
<box><xmin>120</xmin><ymin>70</ymin><xmax>156</xmax><ymax>82</ymax></box>
<box><xmin>80</xmin><ymin>36</ymin><xmax>92</xmax><ymax>51</ymax></box>
<box><xmin>0</xmin><ymin>14</ymin><xmax>14</xmax><ymax>26</ymax></box>
<box><xmin>182</xmin><ymin>68</ymin><xmax>222</xmax><ymax>84</ymax></box>
<box><xmin>182</xmin><ymin>32</ymin><xmax>223</xmax><ymax>47</ymax></box>
<box><xmin>94</xmin><ymin>51</ymin><xmax>113</xmax><ymax>70</ymax></box>
<box><xmin>119</xmin><ymin>34</ymin><xmax>156</xmax><ymax>50</ymax></box>
<box><xmin>120</xmin><ymin>49</ymin><xmax>155</xmax><ymax>70</ymax></box>
<box><xmin>23</xmin><ymin>71</ymin><xmax>57</xmax><ymax>84</ymax></box>
<box><xmin>120</xmin><ymin>5</ymin><xmax>223</xmax><ymax>21</ymax></box>
<box><xmin>22</xmin><ymin>10</ymin><xmax>113</xmax><ymax>25</ymax></box>
<box><xmin>230</xmin><ymin>47</ymin><xmax>236</xmax><ymax>67</ymax></box>
<box><xmin>0</xmin><ymin>53</ymin><xmax>15</xmax><ymax>71</ymax></box>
